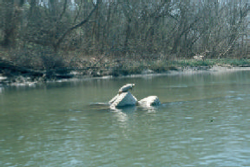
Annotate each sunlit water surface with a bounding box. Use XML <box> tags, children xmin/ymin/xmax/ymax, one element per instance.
<box><xmin>1</xmin><ymin>71</ymin><xmax>250</xmax><ymax>167</ymax></box>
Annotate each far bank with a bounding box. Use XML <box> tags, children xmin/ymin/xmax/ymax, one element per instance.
<box><xmin>1</xmin><ymin>58</ymin><xmax>250</xmax><ymax>86</ymax></box>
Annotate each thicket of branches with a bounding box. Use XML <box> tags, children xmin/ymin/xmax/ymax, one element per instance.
<box><xmin>0</xmin><ymin>0</ymin><xmax>249</xmax><ymax>69</ymax></box>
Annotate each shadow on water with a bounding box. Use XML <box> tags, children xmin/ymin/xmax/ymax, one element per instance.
<box><xmin>89</xmin><ymin>102</ymin><xmax>138</xmax><ymax>113</ymax></box>
<box><xmin>88</xmin><ymin>101</ymin><xmax>165</xmax><ymax>114</ymax></box>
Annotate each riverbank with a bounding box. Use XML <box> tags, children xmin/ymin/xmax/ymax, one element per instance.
<box><xmin>1</xmin><ymin>58</ymin><xmax>250</xmax><ymax>86</ymax></box>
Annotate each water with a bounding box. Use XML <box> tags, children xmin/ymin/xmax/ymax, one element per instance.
<box><xmin>1</xmin><ymin>71</ymin><xmax>250</xmax><ymax>167</ymax></box>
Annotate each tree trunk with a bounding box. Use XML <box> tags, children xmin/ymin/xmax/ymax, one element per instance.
<box><xmin>1</xmin><ymin>0</ymin><xmax>15</xmax><ymax>47</ymax></box>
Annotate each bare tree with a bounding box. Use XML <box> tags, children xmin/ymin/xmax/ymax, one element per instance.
<box><xmin>0</xmin><ymin>0</ymin><xmax>249</xmax><ymax>70</ymax></box>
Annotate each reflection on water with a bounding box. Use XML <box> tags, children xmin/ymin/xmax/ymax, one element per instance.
<box><xmin>1</xmin><ymin>71</ymin><xmax>250</xmax><ymax>166</ymax></box>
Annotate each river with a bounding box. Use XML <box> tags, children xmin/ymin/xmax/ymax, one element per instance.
<box><xmin>1</xmin><ymin>70</ymin><xmax>250</xmax><ymax>166</ymax></box>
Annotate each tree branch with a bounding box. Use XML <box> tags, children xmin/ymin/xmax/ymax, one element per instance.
<box><xmin>58</xmin><ymin>0</ymin><xmax>68</xmax><ymax>21</ymax></box>
<box><xmin>54</xmin><ymin>0</ymin><xmax>100</xmax><ymax>50</ymax></box>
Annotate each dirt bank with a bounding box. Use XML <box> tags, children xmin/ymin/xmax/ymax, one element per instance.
<box><xmin>1</xmin><ymin>62</ymin><xmax>250</xmax><ymax>87</ymax></box>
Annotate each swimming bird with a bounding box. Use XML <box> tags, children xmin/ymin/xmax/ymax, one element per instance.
<box><xmin>118</xmin><ymin>83</ymin><xmax>135</xmax><ymax>94</ymax></box>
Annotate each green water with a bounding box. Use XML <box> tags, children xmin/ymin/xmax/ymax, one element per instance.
<box><xmin>1</xmin><ymin>71</ymin><xmax>250</xmax><ymax>167</ymax></box>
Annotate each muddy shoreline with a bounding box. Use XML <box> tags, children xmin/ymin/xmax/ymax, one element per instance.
<box><xmin>1</xmin><ymin>65</ymin><xmax>250</xmax><ymax>87</ymax></box>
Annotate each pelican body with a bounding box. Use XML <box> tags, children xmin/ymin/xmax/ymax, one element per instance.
<box><xmin>118</xmin><ymin>83</ymin><xmax>135</xmax><ymax>94</ymax></box>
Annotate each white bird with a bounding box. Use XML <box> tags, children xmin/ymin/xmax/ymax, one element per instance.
<box><xmin>118</xmin><ymin>83</ymin><xmax>135</xmax><ymax>94</ymax></box>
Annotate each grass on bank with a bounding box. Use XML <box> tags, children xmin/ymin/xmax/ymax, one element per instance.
<box><xmin>112</xmin><ymin>58</ymin><xmax>250</xmax><ymax>76</ymax></box>
<box><xmin>138</xmin><ymin>58</ymin><xmax>250</xmax><ymax>68</ymax></box>
<box><xmin>164</xmin><ymin>58</ymin><xmax>250</xmax><ymax>67</ymax></box>
<box><xmin>151</xmin><ymin>58</ymin><xmax>250</xmax><ymax>69</ymax></box>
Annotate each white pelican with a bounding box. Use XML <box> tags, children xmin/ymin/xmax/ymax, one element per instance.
<box><xmin>118</xmin><ymin>83</ymin><xmax>135</xmax><ymax>94</ymax></box>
